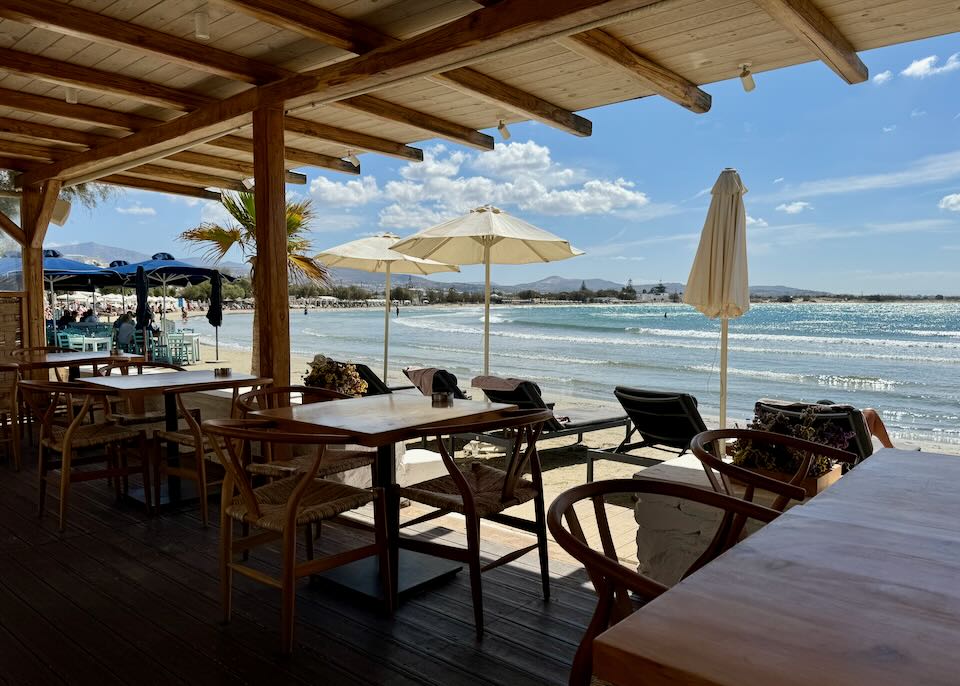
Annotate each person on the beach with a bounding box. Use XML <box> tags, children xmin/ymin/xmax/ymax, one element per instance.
<box><xmin>181</xmin><ymin>307</ymin><xmax>188</xmax><ymax>322</ymax></box>
<box><xmin>304</xmin><ymin>305</ymin><xmax>308</xmax><ymax>315</ymax></box>
<box><xmin>396</xmin><ymin>304</ymin><xmax>400</xmax><ymax>317</ymax></box>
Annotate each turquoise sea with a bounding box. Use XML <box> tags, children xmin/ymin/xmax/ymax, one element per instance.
<box><xmin>193</xmin><ymin>302</ymin><xmax>960</xmax><ymax>450</ymax></box>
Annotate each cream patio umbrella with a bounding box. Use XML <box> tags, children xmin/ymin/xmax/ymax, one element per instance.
<box><xmin>391</xmin><ymin>206</ymin><xmax>583</xmax><ymax>375</ymax></box>
<box><xmin>315</xmin><ymin>233</ymin><xmax>459</xmax><ymax>381</ymax></box>
<box><xmin>683</xmin><ymin>168</ymin><xmax>750</xmax><ymax>429</ymax></box>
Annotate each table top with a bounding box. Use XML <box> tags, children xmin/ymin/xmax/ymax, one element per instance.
<box><xmin>1</xmin><ymin>351</ymin><xmax>144</xmax><ymax>369</ymax></box>
<box><xmin>594</xmin><ymin>448</ymin><xmax>960</xmax><ymax>686</ymax></box>
<box><xmin>254</xmin><ymin>394</ymin><xmax>515</xmax><ymax>446</ymax></box>
<box><xmin>80</xmin><ymin>370</ymin><xmax>266</xmax><ymax>396</ymax></box>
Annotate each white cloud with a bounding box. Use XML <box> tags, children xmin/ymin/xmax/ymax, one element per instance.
<box><xmin>772</xmin><ymin>177</ymin><xmax>784</xmax><ymax>184</ymax></box>
<box><xmin>753</xmin><ymin>150</ymin><xmax>960</xmax><ymax>202</ymax></box>
<box><xmin>939</xmin><ymin>193</ymin><xmax>960</xmax><ymax>212</ymax></box>
<box><xmin>776</xmin><ymin>201</ymin><xmax>813</xmax><ymax>215</ymax></box>
<box><xmin>612</xmin><ymin>255</ymin><xmax>645</xmax><ymax>261</ymax></box>
<box><xmin>116</xmin><ymin>204</ymin><xmax>156</xmax><ymax>216</ymax></box>
<box><xmin>374</xmin><ymin>142</ymin><xmax>651</xmax><ymax>229</ymax></box>
<box><xmin>872</xmin><ymin>70</ymin><xmax>893</xmax><ymax>85</ymax></box>
<box><xmin>882</xmin><ymin>125</ymin><xmax>896</xmax><ymax>133</ymax></box>
<box><xmin>200</xmin><ymin>200</ymin><xmax>232</xmax><ymax>225</ymax></box>
<box><xmin>911</xmin><ymin>109</ymin><xmax>927</xmax><ymax>118</ymax></box>
<box><xmin>746</xmin><ymin>215</ymin><xmax>768</xmax><ymax>227</ymax></box>
<box><xmin>309</xmin><ymin>175</ymin><xmax>380</xmax><ymax>207</ymax></box>
<box><xmin>901</xmin><ymin>53</ymin><xmax>960</xmax><ymax>78</ymax></box>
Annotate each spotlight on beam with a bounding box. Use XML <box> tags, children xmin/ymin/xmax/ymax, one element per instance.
<box><xmin>497</xmin><ymin>120</ymin><xmax>511</xmax><ymax>141</ymax></box>
<box><xmin>739</xmin><ymin>63</ymin><xmax>756</xmax><ymax>93</ymax></box>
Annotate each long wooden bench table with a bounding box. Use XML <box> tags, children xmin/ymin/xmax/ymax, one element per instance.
<box><xmin>594</xmin><ymin>448</ymin><xmax>960</xmax><ymax>686</ymax></box>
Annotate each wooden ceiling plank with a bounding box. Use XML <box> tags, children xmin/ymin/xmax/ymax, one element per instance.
<box><xmin>0</xmin><ymin>87</ymin><xmax>161</xmax><ymax>130</ymax></box>
<box><xmin>221</xmin><ymin>0</ymin><xmax>591</xmax><ymax>137</ymax></box>
<box><xmin>0</xmin><ymin>0</ymin><xmax>285</xmax><ymax>84</ymax></box>
<box><xmin>283</xmin><ymin>116</ymin><xmax>423</xmax><ymax>161</ymax></box>
<box><xmin>129</xmin><ymin>163</ymin><xmax>246</xmax><ymax>191</ymax></box>
<box><xmin>0</xmin><ymin>117</ymin><xmax>120</xmax><ymax>147</ymax></box>
<box><xmin>0</xmin><ymin>46</ymin><xmax>209</xmax><ymax>111</ymax></box>
<box><xmin>559</xmin><ymin>29</ymin><xmax>711</xmax><ymax>113</ymax></box>
<box><xmin>337</xmin><ymin>95</ymin><xmax>494</xmax><ymax>150</ymax></box>
<box><xmin>16</xmin><ymin>0</ymin><xmax>669</xmax><ymax>186</ymax></box>
<box><xmin>751</xmin><ymin>0</ymin><xmax>868</xmax><ymax>83</ymax></box>
<box><xmin>101</xmin><ymin>174</ymin><xmax>222</xmax><ymax>200</ymax></box>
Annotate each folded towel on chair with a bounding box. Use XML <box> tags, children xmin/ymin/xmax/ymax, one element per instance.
<box><xmin>471</xmin><ymin>375</ymin><xmax>527</xmax><ymax>392</ymax></box>
<box><xmin>404</xmin><ymin>367</ymin><xmax>437</xmax><ymax>396</ymax></box>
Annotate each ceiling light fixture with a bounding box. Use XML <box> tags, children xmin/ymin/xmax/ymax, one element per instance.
<box><xmin>65</xmin><ymin>87</ymin><xmax>79</xmax><ymax>104</ymax></box>
<box><xmin>497</xmin><ymin>120</ymin><xmax>511</xmax><ymax>141</ymax></box>
<box><xmin>194</xmin><ymin>5</ymin><xmax>210</xmax><ymax>40</ymax></box>
<box><xmin>346</xmin><ymin>151</ymin><xmax>360</xmax><ymax>167</ymax></box>
<box><xmin>739</xmin><ymin>63</ymin><xmax>756</xmax><ymax>92</ymax></box>
<box><xmin>242</xmin><ymin>178</ymin><xmax>255</xmax><ymax>190</ymax></box>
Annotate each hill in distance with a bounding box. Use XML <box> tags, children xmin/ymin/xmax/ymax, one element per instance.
<box><xmin>52</xmin><ymin>244</ymin><xmax>831</xmax><ymax>296</ymax></box>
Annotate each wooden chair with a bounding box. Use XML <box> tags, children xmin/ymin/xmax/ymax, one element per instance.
<box><xmin>399</xmin><ymin>408</ymin><xmax>554</xmax><ymax>636</ymax></box>
<box><xmin>548</xmin><ymin>478</ymin><xmax>780</xmax><ymax>686</ymax></box>
<box><xmin>151</xmin><ymin>378</ymin><xmax>268</xmax><ymax>526</ymax></box>
<box><xmin>235</xmin><ymin>385</ymin><xmax>376</xmax><ymax>481</ymax></box>
<box><xmin>202</xmin><ymin>418</ymin><xmax>393</xmax><ymax>654</ymax></box>
<box><xmin>0</xmin><ymin>363</ymin><xmax>22</xmax><ymax>470</ymax></box>
<box><xmin>19</xmin><ymin>379</ymin><xmax>151</xmax><ymax>532</ymax></box>
<box><xmin>691</xmin><ymin>428</ymin><xmax>858</xmax><ymax>512</ymax></box>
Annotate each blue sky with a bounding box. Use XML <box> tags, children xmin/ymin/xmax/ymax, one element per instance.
<box><xmin>51</xmin><ymin>34</ymin><xmax>960</xmax><ymax>294</ymax></box>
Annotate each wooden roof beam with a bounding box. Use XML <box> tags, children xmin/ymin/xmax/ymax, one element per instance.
<box><xmin>0</xmin><ymin>210</ymin><xmax>26</xmax><ymax>246</ymax></box>
<box><xmin>0</xmin><ymin>0</ymin><xmax>284</xmax><ymax>84</ymax></box>
<box><xmin>16</xmin><ymin>0</ymin><xmax>663</xmax><ymax>187</ymax></box>
<box><xmin>0</xmin><ymin>45</ymin><xmax>421</xmax><ymax>163</ymax></box>
<box><xmin>752</xmin><ymin>0</ymin><xmax>867</xmax><ymax>84</ymax></box>
<box><xmin>100</xmin><ymin>175</ymin><xmax>222</xmax><ymax>201</ymax></box>
<box><xmin>336</xmin><ymin>96</ymin><xmax>494</xmax><ymax>151</ymax></box>
<box><xmin>0</xmin><ymin>89</ymin><xmax>352</xmax><ymax>176</ymax></box>
<box><xmin>127</xmin><ymin>164</ymin><xmax>246</xmax><ymax>192</ymax></box>
<box><xmin>220</xmin><ymin>0</ymin><xmax>591</xmax><ymax>137</ymax></box>
<box><xmin>559</xmin><ymin>29</ymin><xmax>711</xmax><ymax>113</ymax></box>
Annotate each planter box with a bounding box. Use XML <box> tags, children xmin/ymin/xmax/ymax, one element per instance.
<box><xmin>735</xmin><ymin>463</ymin><xmax>843</xmax><ymax>498</ymax></box>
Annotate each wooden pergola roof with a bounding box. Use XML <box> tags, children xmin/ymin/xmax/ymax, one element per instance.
<box><xmin>1</xmin><ymin>0</ymin><xmax>958</xmax><ymax>200</ymax></box>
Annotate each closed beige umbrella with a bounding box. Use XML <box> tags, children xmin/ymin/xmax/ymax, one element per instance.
<box><xmin>391</xmin><ymin>206</ymin><xmax>583</xmax><ymax>375</ymax></box>
<box><xmin>316</xmin><ymin>233</ymin><xmax>459</xmax><ymax>381</ymax></box>
<box><xmin>683</xmin><ymin>168</ymin><xmax>750</xmax><ymax>428</ymax></box>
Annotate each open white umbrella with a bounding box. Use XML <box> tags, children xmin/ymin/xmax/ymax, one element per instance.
<box><xmin>391</xmin><ymin>206</ymin><xmax>583</xmax><ymax>375</ymax></box>
<box><xmin>683</xmin><ymin>168</ymin><xmax>750</xmax><ymax>429</ymax></box>
<box><xmin>315</xmin><ymin>233</ymin><xmax>459</xmax><ymax>381</ymax></box>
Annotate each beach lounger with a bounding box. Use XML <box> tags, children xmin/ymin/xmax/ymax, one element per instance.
<box><xmin>403</xmin><ymin>367</ymin><xmax>469</xmax><ymax>399</ymax></box>
<box><xmin>599</xmin><ymin>386</ymin><xmax>710</xmax><ymax>481</ymax></box>
<box><xmin>470</xmin><ymin>376</ymin><xmax>631</xmax><ymax>478</ymax></box>
<box><xmin>753</xmin><ymin>398</ymin><xmax>874</xmax><ymax>466</ymax></box>
<box><xmin>334</xmin><ymin>361</ymin><xmax>414</xmax><ymax>396</ymax></box>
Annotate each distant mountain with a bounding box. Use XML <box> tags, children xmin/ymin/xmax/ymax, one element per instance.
<box><xmin>749</xmin><ymin>285</ymin><xmax>830</xmax><ymax>297</ymax></box>
<box><xmin>49</xmin><ymin>242</ymin><xmax>150</xmax><ymax>266</ymax></box>
<box><xmin>509</xmin><ymin>276</ymin><xmax>624</xmax><ymax>293</ymax></box>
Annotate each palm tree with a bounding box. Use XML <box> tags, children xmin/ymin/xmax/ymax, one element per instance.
<box><xmin>180</xmin><ymin>191</ymin><xmax>329</xmax><ymax>375</ymax></box>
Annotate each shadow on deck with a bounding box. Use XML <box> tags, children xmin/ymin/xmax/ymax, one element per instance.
<box><xmin>0</xmin><ymin>458</ymin><xmax>595</xmax><ymax>686</ymax></box>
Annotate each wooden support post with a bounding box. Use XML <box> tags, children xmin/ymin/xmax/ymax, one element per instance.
<box><xmin>252</xmin><ymin>105</ymin><xmax>289</xmax><ymax>384</ymax></box>
<box><xmin>19</xmin><ymin>181</ymin><xmax>60</xmax><ymax>350</ymax></box>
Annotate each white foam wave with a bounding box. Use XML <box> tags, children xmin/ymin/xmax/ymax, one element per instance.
<box><xmin>624</xmin><ymin>326</ymin><xmax>960</xmax><ymax>350</ymax></box>
<box><xmin>687</xmin><ymin>365</ymin><xmax>897</xmax><ymax>390</ymax></box>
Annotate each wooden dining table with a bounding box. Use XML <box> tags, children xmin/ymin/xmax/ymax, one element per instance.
<box><xmin>80</xmin><ymin>370</ymin><xmax>270</xmax><ymax>503</ymax></box>
<box><xmin>2</xmin><ymin>350</ymin><xmax>144</xmax><ymax>380</ymax></box>
<box><xmin>254</xmin><ymin>393</ymin><xmax>516</xmax><ymax>601</ymax></box>
<box><xmin>593</xmin><ymin>448</ymin><xmax>960</xmax><ymax>686</ymax></box>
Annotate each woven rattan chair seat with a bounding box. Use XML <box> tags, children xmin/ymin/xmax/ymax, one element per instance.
<box><xmin>399</xmin><ymin>463</ymin><xmax>536</xmax><ymax>517</ymax></box>
<box><xmin>43</xmin><ymin>422</ymin><xmax>142</xmax><ymax>451</ymax></box>
<box><xmin>247</xmin><ymin>449</ymin><xmax>375</xmax><ymax>478</ymax></box>
<box><xmin>226</xmin><ymin>478</ymin><xmax>375</xmax><ymax>532</ymax></box>
<box><xmin>155</xmin><ymin>429</ymin><xmax>225</xmax><ymax>462</ymax></box>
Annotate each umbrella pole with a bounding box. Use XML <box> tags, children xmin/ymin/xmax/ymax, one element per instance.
<box><xmin>383</xmin><ymin>264</ymin><xmax>391</xmax><ymax>383</ymax></box>
<box><xmin>720</xmin><ymin>317</ymin><xmax>729</xmax><ymax>429</ymax></box>
<box><xmin>483</xmin><ymin>244</ymin><xmax>491</xmax><ymax>376</ymax></box>
<box><xmin>215</xmin><ymin>327</ymin><xmax>220</xmax><ymax>361</ymax></box>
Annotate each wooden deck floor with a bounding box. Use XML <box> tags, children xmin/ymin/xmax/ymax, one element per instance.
<box><xmin>0</xmin><ymin>454</ymin><xmax>599</xmax><ymax>686</ymax></box>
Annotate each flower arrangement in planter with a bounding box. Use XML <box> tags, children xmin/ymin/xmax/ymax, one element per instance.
<box><xmin>303</xmin><ymin>354</ymin><xmax>368</xmax><ymax>397</ymax></box>
<box><xmin>732</xmin><ymin>407</ymin><xmax>856</xmax><ymax>478</ymax></box>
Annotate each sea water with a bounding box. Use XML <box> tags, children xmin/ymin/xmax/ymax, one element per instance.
<box><xmin>195</xmin><ymin>302</ymin><xmax>960</xmax><ymax>449</ymax></box>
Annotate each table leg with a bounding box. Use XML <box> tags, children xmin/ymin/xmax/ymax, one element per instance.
<box><xmin>165</xmin><ymin>393</ymin><xmax>181</xmax><ymax>503</ymax></box>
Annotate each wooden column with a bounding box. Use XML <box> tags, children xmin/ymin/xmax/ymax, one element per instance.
<box><xmin>20</xmin><ymin>181</ymin><xmax>61</xmax><ymax>350</ymax></box>
<box><xmin>252</xmin><ymin>105</ymin><xmax>289</xmax><ymax>384</ymax></box>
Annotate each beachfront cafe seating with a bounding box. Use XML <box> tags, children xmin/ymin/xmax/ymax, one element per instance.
<box><xmin>547</xmin><ymin>478</ymin><xmax>781</xmax><ymax>686</ymax></box>
<box><xmin>470</xmin><ymin>375</ymin><xmax>631</xmax><ymax>477</ymax></box>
